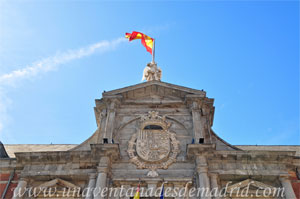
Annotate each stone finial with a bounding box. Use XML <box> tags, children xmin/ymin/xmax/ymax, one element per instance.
<box><xmin>142</xmin><ymin>62</ymin><xmax>162</xmax><ymax>81</ymax></box>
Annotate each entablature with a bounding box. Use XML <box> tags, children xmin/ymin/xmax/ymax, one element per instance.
<box><xmin>14</xmin><ymin>144</ymin><xmax>120</xmax><ymax>165</ymax></box>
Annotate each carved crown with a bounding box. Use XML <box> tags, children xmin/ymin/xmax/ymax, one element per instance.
<box><xmin>140</xmin><ymin>111</ymin><xmax>171</xmax><ymax>130</ymax></box>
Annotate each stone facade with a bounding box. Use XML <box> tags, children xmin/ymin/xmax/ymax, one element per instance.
<box><xmin>0</xmin><ymin>80</ymin><xmax>299</xmax><ymax>199</ymax></box>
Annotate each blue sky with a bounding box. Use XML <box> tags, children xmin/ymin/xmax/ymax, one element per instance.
<box><xmin>0</xmin><ymin>1</ymin><xmax>299</xmax><ymax>145</ymax></box>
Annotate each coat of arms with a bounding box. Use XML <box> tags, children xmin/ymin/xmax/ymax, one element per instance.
<box><xmin>136</xmin><ymin>129</ymin><xmax>170</xmax><ymax>162</ymax></box>
<box><xmin>127</xmin><ymin>111</ymin><xmax>180</xmax><ymax>177</ymax></box>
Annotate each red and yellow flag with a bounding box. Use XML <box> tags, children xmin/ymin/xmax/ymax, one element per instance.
<box><xmin>133</xmin><ymin>184</ymin><xmax>140</xmax><ymax>199</ymax></box>
<box><xmin>125</xmin><ymin>31</ymin><xmax>154</xmax><ymax>54</ymax></box>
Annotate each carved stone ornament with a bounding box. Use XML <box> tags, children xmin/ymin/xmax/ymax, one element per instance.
<box><xmin>127</xmin><ymin>111</ymin><xmax>180</xmax><ymax>177</ymax></box>
<box><xmin>142</xmin><ymin>62</ymin><xmax>162</xmax><ymax>81</ymax></box>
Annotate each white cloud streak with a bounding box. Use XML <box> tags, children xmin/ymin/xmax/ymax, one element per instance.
<box><xmin>0</xmin><ymin>37</ymin><xmax>126</xmax><ymax>86</ymax></box>
<box><xmin>0</xmin><ymin>37</ymin><xmax>126</xmax><ymax>142</ymax></box>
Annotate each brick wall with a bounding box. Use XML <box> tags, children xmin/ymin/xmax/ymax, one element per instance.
<box><xmin>0</xmin><ymin>172</ymin><xmax>18</xmax><ymax>199</ymax></box>
<box><xmin>289</xmin><ymin>171</ymin><xmax>300</xmax><ymax>199</ymax></box>
<box><xmin>292</xmin><ymin>181</ymin><xmax>300</xmax><ymax>199</ymax></box>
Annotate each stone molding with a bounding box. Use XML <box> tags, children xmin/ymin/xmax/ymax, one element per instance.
<box><xmin>90</xmin><ymin>144</ymin><xmax>120</xmax><ymax>161</ymax></box>
<box><xmin>187</xmin><ymin>144</ymin><xmax>216</xmax><ymax>158</ymax></box>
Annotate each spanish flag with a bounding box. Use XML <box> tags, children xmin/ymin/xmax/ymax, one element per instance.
<box><xmin>125</xmin><ymin>31</ymin><xmax>154</xmax><ymax>54</ymax></box>
<box><xmin>133</xmin><ymin>184</ymin><xmax>140</xmax><ymax>199</ymax></box>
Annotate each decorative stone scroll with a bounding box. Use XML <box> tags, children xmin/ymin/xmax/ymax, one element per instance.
<box><xmin>127</xmin><ymin>111</ymin><xmax>180</xmax><ymax>177</ymax></box>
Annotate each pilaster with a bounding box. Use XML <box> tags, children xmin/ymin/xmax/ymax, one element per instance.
<box><xmin>12</xmin><ymin>177</ymin><xmax>28</xmax><ymax>199</ymax></box>
<box><xmin>190</xmin><ymin>100</ymin><xmax>204</xmax><ymax>142</ymax></box>
<box><xmin>102</xmin><ymin>95</ymin><xmax>122</xmax><ymax>142</ymax></box>
<box><xmin>210</xmin><ymin>173</ymin><xmax>220</xmax><ymax>199</ymax></box>
<box><xmin>186</xmin><ymin>95</ymin><xmax>214</xmax><ymax>144</ymax></box>
<box><xmin>173</xmin><ymin>182</ymin><xmax>184</xmax><ymax>199</ymax></box>
<box><xmin>85</xmin><ymin>173</ymin><xmax>97</xmax><ymax>199</ymax></box>
<box><xmin>90</xmin><ymin>144</ymin><xmax>120</xmax><ymax>199</ymax></box>
<box><xmin>187</xmin><ymin>144</ymin><xmax>216</xmax><ymax>199</ymax></box>
<box><xmin>279</xmin><ymin>176</ymin><xmax>296</xmax><ymax>199</ymax></box>
<box><xmin>196</xmin><ymin>156</ymin><xmax>211</xmax><ymax>199</ymax></box>
<box><xmin>94</xmin><ymin>157</ymin><xmax>110</xmax><ymax>199</ymax></box>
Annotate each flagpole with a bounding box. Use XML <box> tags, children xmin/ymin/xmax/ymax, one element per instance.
<box><xmin>152</xmin><ymin>39</ymin><xmax>155</xmax><ymax>64</ymax></box>
<box><xmin>160</xmin><ymin>180</ymin><xmax>166</xmax><ymax>199</ymax></box>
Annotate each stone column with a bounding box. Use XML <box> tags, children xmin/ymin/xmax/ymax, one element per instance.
<box><xmin>94</xmin><ymin>171</ymin><xmax>107</xmax><ymax>199</ymax></box>
<box><xmin>173</xmin><ymin>183</ymin><xmax>183</xmax><ymax>199</ymax></box>
<box><xmin>110</xmin><ymin>185</ymin><xmax>121</xmax><ymax>199</ymax></box>
<box><xmin>85</xmin><ymin>173</ymin><xmax>97</xmax><ymax>199</ymax></box>
<box><xmin>146</xmin><ymin>180</ymin><xmax>158</xmax><ymax>197</ymax></box>
<box><xmin>94</xmin><ymin>157</ymin><xmax>110</xmax><ymax>199</ymax></box>
<box><xmin>190</xmin><ymin>101</ymin><xmax>204</xmax><ymax>142</ymax></box>
<box><xmin>279</xmin><ymin>176</ymin><xmax>296</xmax><ymax>199</ymax></box>
<box><xmin>196</xmin><ymin>156</ymin><xmax>211</xmax><ymax>199</ymax></box>
<box><xmin>12</xmin><ymin>178</ymin><xmax>28</xmax><ymax>199</ymax></box>
<box><xmin>119</xmin><ymin>184</ymin><xmax>130</xmax><ymax>199</ymax></box>
<box><xmin>210</xmin><ymin>173</ymin><xmax>220</xmax><ymax>199</ymax></box>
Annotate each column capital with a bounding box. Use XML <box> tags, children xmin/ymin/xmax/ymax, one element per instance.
<box><xmin>144</xmin><ymin>178</ymin><xmax>160</xmax><ymax>184</ymax></box>
<box><xmin>172</xmin><ymin>182</ymin><xmax>185</xmax><ymax>188</ymax></box>
<box><xmin>197</xmin><ymin>166</ymin><xmax>208</xmax><ymax>174</ymax></box>
<box><xmin>196</xmin><ymin>155</ymin><xmax>207</xmax><ymax>163</ymax></box>
<box><xmin>209</xmin><ymin>173</ymin><xmax>219</xmax><ymax>178</ymax></box>
<box><xmin>103</xmin><ymin>95</ymin><xmax>122</xmax><ymax>110</ymax></box>
<box><xmin>279</xmin><ymin>175</ymin><xmax>290</xmax><ymax>182</ymax></box>
<box><xmin>97</xmin><ymin>156</ymin><xmax>111</xmax><ymax>175</ymax></box>
<box><xmin>97</xmin><ymin>166</ymin><xmax>109</xmax><ymax>173</ymax></box>
<box><xmin>88</xmin><ymin>173</ymin><xmax>97</xmax><ymax>179</ymax></box>
<box><xmin>191</xmin><ymin>101</ymin><xmax>200</xmax><ymax>110</ymax></box>
<box><xmin>18</xmin><ymin>177</ymin><xmax>29</xmax><ymax>182</ymax></box>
